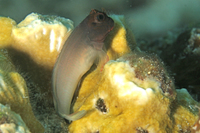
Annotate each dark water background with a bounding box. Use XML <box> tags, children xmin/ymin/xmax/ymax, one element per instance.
<box><xmin>1</xmin><ymin>0</ymin><xmax>200</xmax><ymax>39</ymax></box>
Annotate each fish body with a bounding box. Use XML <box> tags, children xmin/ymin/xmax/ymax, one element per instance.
<box><xmin>52</xmin><ymin>9</ymin><xmax>114</xmax><ymax>121</ymax></box>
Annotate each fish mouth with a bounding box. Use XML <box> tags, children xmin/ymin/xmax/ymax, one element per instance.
<box><xmin>97</xmin><ymin>23</ymin><xmax>115</xmax><ymax>42</ymax></box>
<box><xmin>103</xmin><ymin>25</ymin><xmax>114</xmax><ymax>40</ymax></box>
<box><xmin>95</xmin><ymin>30</ymin><xmax>113</xmax><ymax>43</ymax></box>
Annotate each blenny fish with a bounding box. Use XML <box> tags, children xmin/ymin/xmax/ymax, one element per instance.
<box><xmin>52</xmin><ymin>9</ymin><xmax>114</xmax><ymax>121</ymax></box>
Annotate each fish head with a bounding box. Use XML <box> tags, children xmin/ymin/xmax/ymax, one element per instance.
<box><xmin>84</xmin><ymin>9</ymin><xmax>114</xmax><ymax>50</ymax></box>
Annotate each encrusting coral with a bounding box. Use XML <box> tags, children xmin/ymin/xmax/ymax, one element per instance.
<box><xmin>69</xmin><ymin>52</ymin><xmax>199</xmax><ymax>132</ymax></box>
<box><xmin>104</xmin><ymin>14</ymin><xmax>136</xmax><ymax>60</ymax></box>
<box><xmin>0</xmin><ymin>13</ymin><xmax>73</xmax><ymax>69</ymax></box>
<box><xmin>0</xmin><ymin>50</ymin><xmax>44</xmax><ymax>132</ymax></box>
<box><xmin>0</xmin><ymin>103</ymin><xmax>31</xmax><ymax>133</ymax></box>
<box><xmin>0</xmin><ymin>13</ymin><xmax>74</xmax><ymax>102</ymax></box>
<box><xmin>0</xmin><ymin>17</ymin><xmax>16</xmax><ymax>47</ymax></box>
<box><xmin>0</xmin><ymin>11</ymin><xmax>200</xmax><ymax>133</ymax></box>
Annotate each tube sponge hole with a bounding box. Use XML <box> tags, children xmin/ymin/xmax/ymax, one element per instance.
<box><xmin>95</xmin><ymin>98</ymin><xmax>108</xmax><ymax>114</ymax></box>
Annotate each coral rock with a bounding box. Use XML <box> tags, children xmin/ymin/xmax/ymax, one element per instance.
<box><xmin>185</xmin><ymin>28</ymin><xmax>200</xmax><ymax>55</ymax></box>
<box><xmin>0</xmin><ymin>17</ymin><xmax>16</xmax><ymax>47</ymax></box>
<box><xmin>160</xmin><ymin>27</ymin><xmax>200</xmax><ymax>100</ymax></box>
<box><xmin>191</xmin><ymin>109</ymin><xmax>200</xmax><ymax>133</ymax></box>
<box><xmin>0</xmin><ymin>13</ymin><xmax>73</xmax><ymax>69</ymax></box>
<box><xmin>0</xmin><ymin>50</ymin><xmax>44</xmax><ymax>133</ymax></box>
<box><xmin>0</xmin><ymin>13</ymin><xmax>74</xmax><ymax>99</ymax></box>
<box><xmin>0</xmin><ymin>103</ymin><xmax>31</xmax><ymax>133</ymax></box>
<box><xmin>11</xmin><ymin>13</ymin><xmax>73</xmax><ymax>69</ymax></box>
<box><xmin>105</xmin><ymin>15</ymin><xmax>136</xmax><ymax>60</ymax></box>
<box><xmin>69</xmin><ymin>52</ymin><xmax>199</xmax><ymax>133</ymax></box>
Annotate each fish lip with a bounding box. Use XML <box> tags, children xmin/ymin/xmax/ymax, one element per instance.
<box><xmin>90</xmin><ymin>25</ymin><xmax>114</xmax><ymax>43</ymax></box>
<box><xmin>103</xmin><ymin>25</ymin><xmax>114</xmax><ymax>40</ymax></box>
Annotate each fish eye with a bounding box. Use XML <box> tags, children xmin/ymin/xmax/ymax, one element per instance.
<box><xmin>96</xmin><ymin>13</ymin><xmax>105</xmax><ymax>21</ymax></box>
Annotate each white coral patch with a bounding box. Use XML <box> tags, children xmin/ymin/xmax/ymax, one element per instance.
<box><xmin>56</xmin><ymin>36</ymin><xmax>62</xmax><ymax>51</ymax></box>
<box><xmin>13</xmin><ymin>12</ymin><xmax>74</xmax><ymax>54</ymax></box>
<box><xmin>49</xmin><ymin>29</ymin><xmax>56</xmax><ymax>52</ymax></box>
<box><xmin>106</xmin><ymin>60</ymin><xmax>154</xmax><ymax>105</ymax></box>
<box><xmin>42</xmin><ymin>28</ymin><xmax>46</xmax><ymax>35</ymax></box>
<box><xmin>113</xmin><ymin>73</ymin><xmax>153</xmax><ymax>105</ymax></box>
